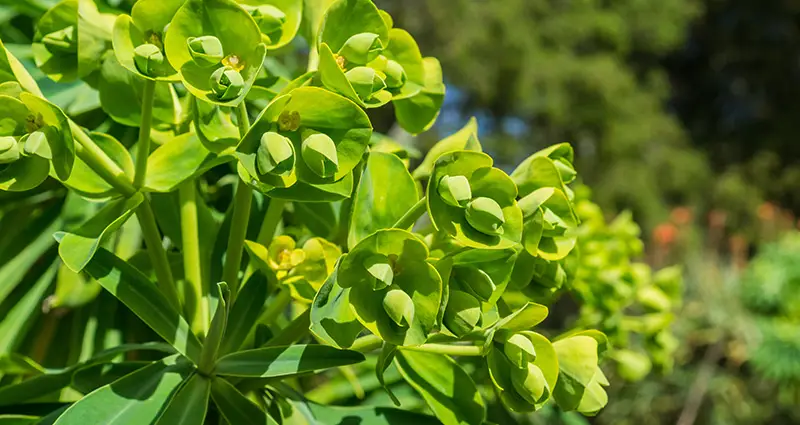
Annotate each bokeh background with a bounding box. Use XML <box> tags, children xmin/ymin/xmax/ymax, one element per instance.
<box><xmin>2</xmin><ymin>0</ymin><xmax>800</xmax><ymax>423</ymax></box>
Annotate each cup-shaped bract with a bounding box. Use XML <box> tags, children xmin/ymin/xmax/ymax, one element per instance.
<box><xmin>239</xmin><ymin>0</ymin><xmax>302</xmax><ymax>49</ymax></box>
<box><xmin>32</xmin><ymin>0</ymin><xmax>79</xmax><ymax>82</ymax></box>
<box><xmin>339</xmin><ymin>32</ymin><xmax>384</xmax><ymax>65</ymax></box>
<box><xmin>428</xmin><ymin>151</ymin><xmax>523</xmax><ymax>249</ymax></box>
<box><xmin>519</xmin><ymin>187</ymin><xmax>579</xmax><ymax>261</ymax></box>
<box><xmin>339</xmin><ymin>229</ymin><xmax>443</xmax><ymax>346</ymax></box>
<box><xmin>257</xmin><ymin>131</ymin><xmax>295</xmax><ymax>176</ymax></box>
<box><xmin>438</xmin><ymin>174</ymin><xmax>472</xmax><ymax>208</ymax></box>
<box><xmin>0</xmin><ymin>136</ymin><xmax>20</xmax><ymax>164</ymax></box>
<box><xmin>318</xmin><ymin>43</ymin><xmax>393</xmax><ymax>108</ymax></box>
<box><xmin>512</xmin><ymin>143</ymin><xmax>577</xmax><ymax>197</ymax></box>
<box><xmin>164</xmin><ymin>0</ymin><xmax>266</xmax><ymax>105</ymax></box>
<box><xmin>187</xmin><ymin>36</ymin><xmax>225</xmax><ymax>67</ymax></box>
<box><xmin>287</xmin><ymin>237</ymin><xmax>342</xmax><ymax>302</ymax></box>
<box><xmin>301</xmin><ymin>132</ymin><xmax>339</xmax><ymax>178</ymax></box>
<box><xmin>0</xmin><ymin>91</ymin><xmax>74</xmax><ymax>192</ymax></box>
<box><xmin>442</xmin><ymin>290</ymin><xmax>482</xmax><ymax>337</ymax></box>
<box><xmin>448</xmin><ymin>247</ymin><xmax>518</xmax><ymax>312</ymax></box>
<box><xmin>112</xmin><ymin>0</ymin><xmax>184</xmax><ymax>81</ymax></box>
<box><xmin>487</xmin><ymin>331</ymin><xmax>559</xmax><ymax>412</ymax></box>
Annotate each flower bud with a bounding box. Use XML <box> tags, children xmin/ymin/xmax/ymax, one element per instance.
<box><xmin>188</xmin><ymin>36</ymin><xmax>224</xmax><ymax>67</ymax></box>
<box><xmin>503</xmin><ymin>333</ymin><xmax>536</xmax><ymax>369</ymax></box>
<box><xmin>383</xmin><ymin>59</ymin><xmax>407</xmax><ymax>88</ymax></box>
<box><xmin>453</xmin><ymin>266</ymin><xmax>495</xmax><ymax>302</ymax></box>
<box><xmin>363</xmin><ymin>254</ymin><xmax>393</xmax><ymax>290</ymax></box>
<box><xmin>339</xmin><ymin>32</ymin><xmax>383</xmax><ymax>65</ymax></box>
<box><xmin>437</xmin><ymin>175</ymin><xmax>472</xmax><ymax>208</ymax></box>
<box><xmin>345</xmin><ymin>67</ymin><xmax>386</xmax><ymax>101</ymax></box>
<box><xmin>42</xmin><ymin>26</ymin><xmax>76</xmax><ymax>53</ymax></box>
<box><xmin>133</xmin><ymin>43</ymin><xmax>166</xmax><ymax>76</ymax></box>
<box><xmin>209</xmin><ymin>66</ymin><xmax>245</xmax><ymax>101</ymax></box>
<box><xmin>20</xmin><ymin>131</ymin><xmax>51</xmax><ymax>159</ymax></box>
<box><xmin>0</xmin><ymin>136</ymin><xmax>20</xmax><ymax>164</ymax></box>
<box><xmin>443</xmin><ymin>290</ymin><xmax>481</xmax><ymax>337</ymax></box>
<box><xmin>301</xmin><ymin>133</ymin><xmax>339</xmax><ymax>178</ymax></box>
<box><xmin>383</xmin><ymin>288</ymin><xmax>414</xmax><ymax>327</ymax></box>
<box><xmin>465</xmin><ymin>197</ymin><xmax>505</xmax><ymax>235</ymax></box>
<box><xmin>511</xmin><ymin>363</ymin><xmax>548</xmax><ymax>405</ymax></box>
<box><xmin>249</xmin><ymin>5</ymin><xmax>286</xmax><ymax>43</ymax></box>
<box><xmin>257</xmin><ymin>132</ymin><xmax>294</xmax><ymax>175</ymax></box>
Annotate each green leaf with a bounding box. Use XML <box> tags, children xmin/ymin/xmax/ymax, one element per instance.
<box><xmin>48</xmin><ymin>262</ymin><xmax>102</xmax><ymax>309</ymax></box>
<box><xmin>243</xmin><ymin>0</ymin><xmax>303</xmax><ymax>50</ymax></box>
<box><xmin>211</xmin><ymin>377</ymin><xmax>277</xmax><ymax>425</ymax></box>
<box><xmin>72</xmin><ymin>362</ymin><xmax>150</xmax><ymax>394</ymax></box>
<box><xmin>214</xmin><ymin>345</ymin><xmax>365</xmax><ymax>377</ymax></box>
<box><xmin>164</xmin><ymin>0</ymin><xmax>266</xmax><ymax>105</ymax></box>
<box><xmin>412</xmin><ymin>117</ymin><xmax>480</xmax><ymax>180</ymax></box>
<box><xmin>428</xmin><ymin>151</ymin><xmax>522</xmax><ymax>249</ymax></box>
<box><xmin>60</xmin><ymin>132</ymin><xmax>135</xmax><ymax>199</ymax></box>
<box><xmin>55</xmin><ymin>193</ymin><xmax>144</xmax><ymax>273</ymax></box>
<box><xmin>112</xmin><ymin>0</ymin><xmax>183</xmax><ymax>81</ymax></box>
<box><xmin>220</xmin><ymin>273</ymin><xmax>268</xmax><ymax>355</ymax></box>
<box><xmin>98</xmin><ymin>54</ymin><xmax>180</xmax><ymax>127</ymax></box>
<box><xmin>511</xmin><ymin>144</ymin><xmax>576</xmax><ymax>196</ymax></box>
<box><xmin>0</xmin><ymin>415</ymin><xmax>38</xmax><ymax>424</ymax></box>
<box><xmin>19</xmin><ymin>92</ymin><xmax>75</xmax><ymax>181</ymax></box>
<box><xmin>262</xmin><ymin>171</ymin><xmax>354</xmax><ymax>202</ymax></box>
<box><xmin>0</xmin><ymin>40</ymin><xmax>42</xmax><ymax>96</ymax></box>
<box><xmin>340</xmin><ymin>229</ymin><xmax>443</xmax><ymax>346</ymax></box>
<box><xmin>0</xmin><ymin>214</ymin><xmax>59</xmax><ymax>305</ymax></box>
<box><xmin>396</xmin><ymin>350</ymin><xmax>486</xmax><ymax>425</ymax></box>
<box><xmin>496</xmin><ymin>302</ymin><xmax>549</xmax><ymax>332</ymax></box>
<box><xmin>318</xmin><ymin>0</ymin><xmax>389</xmax><ymax>53</ymax></box>
<box><xmin>304</xmin><ymin>402</ymin><xmax>442</xmax><ymax>425</ymax></box>
<box><xmin>53</xmin><ymin>355</ymin><xmax>192</xmax><ymax>425</ymax></box>
<box><xmin>154</xmin><ymin>373</ymin><xmax>211</xmax><ymax>425</ymax></box>
<box><xmin>31</xmin><ymin>0</ymin><xmax>78</xmax><ymax>82</ymax></box>
<box><xmin>486</xmin><ymin>331</ymin><xmax>558</xmax><ymax>412</ymax></box>
<box><xmin>0</xmin><ymin>354</ymin><xmax>44</xmax><ymax>375</ymax></box>
<box><xmin>309</xmin><ymin>265</ymin><xmax>363</xmax><ymax>348</ymax></box>
<box><xmin>0</xmin><ymin>369</ymin><xmax>72</xmax><ymax>407</ymax></box>
<box><xmin>348</xmin><ymin>151</ymin><xmax>418</xmax><ymax>247</ymax></box>
<box><xmin>199</xmin><ymin>282</ymin><xmax>230</xmax><ymax>373</ymax></box>
<box><xmin>78</xmin><ymin>247</ymin><xmax>204</xmax><ymax>364</ymax></box>
<box><xmin>393</xmin><ymin>57</ymin><xmax>445</xmax><ymax>134</ymax></box>
<box><xmin>146</xmin><ymin>132</ymin><xmax>235</xmax><ymax>192</ymax></box>
<box><xmin>552</xmin><ymin>335</ymin><xmax>599</xmax><ymax>411</ymax></box>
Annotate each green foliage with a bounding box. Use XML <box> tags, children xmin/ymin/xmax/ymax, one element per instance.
<box><xmin>0</xmin><ymin>1</ymin><xmax>674</xmax><ymax>424</ymax></box>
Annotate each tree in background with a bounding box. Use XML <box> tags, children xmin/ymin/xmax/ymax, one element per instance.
<box><xmin>380</xmin><ymin>0</ymin><xmax>708</xmax><ymax>230</ymax></box>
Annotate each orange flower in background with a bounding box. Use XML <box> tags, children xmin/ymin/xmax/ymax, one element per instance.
<box><xmin>708</xmin><ymin>209</ymin><xmax>727</xmax><ymax>230</ymax></box>
<box><xmin>670</xmin><ymin>206</ymin><xmax>693</xmax><ymax>226</ymax></box>
<box><xmin>653</xmin><ymin>222</ymin><xmax>678</xmax><ymax>247</ymax></box>
<box><xmin>757</xmin><ymin>202</ymin><xmax>777</xmax><ymax>222</ymax></box>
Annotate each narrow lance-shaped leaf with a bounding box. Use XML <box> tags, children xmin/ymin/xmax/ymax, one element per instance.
<box><xmin>199</xmin><ymin>282</ymin><xmax>230</xmax><ymax>373</ymax></box>
<box><xmin>309</xmin><ymin>264</ymin><xmax>363</xmax><ymax>348</ymax></box>
<box><xmin>154</xmin><ymin>373</ymin><xmax>212</xmax><ymax>425</ymax></box>
<box><xmin>395</xmin><ymin>350</ymin><xmax>486</xmax><ymax>425</ymax></box>
<box><xmin>211</xmin><ymin>377</ymin><xmax>278</xmax><ymax>425</ymax></box>
<box><xmin>77</xmin><ymin>247</ymin><xmax>204</xmax><ymax>364</ymax></box>
<box><xmin>56</xmin><ymin>192</ymin><xmax>144</xmax><ymax>272</ymax></box>
<box><xmin>53</xmin><ymin>355</ymin><xmax>192</xmax><ymax>425</ymax></box>
<box><xmin>214</xmin><ymin>345</ymin><xmax>365</xmax><ymax>378</ymax></box>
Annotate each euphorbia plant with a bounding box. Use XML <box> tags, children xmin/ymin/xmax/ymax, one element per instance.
<box><xmin>0</xmin><ymin>0</ymin><xmax>616</xmax><ymax>424</ymax></box>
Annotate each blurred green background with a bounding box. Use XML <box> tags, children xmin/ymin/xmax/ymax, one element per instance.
<box><xmin>3</xmin><ymin>0</ymin><xmax>800</xmax><ymax>423</ymax></box>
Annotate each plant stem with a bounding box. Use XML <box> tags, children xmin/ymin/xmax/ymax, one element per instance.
<box><xmin>392</xmin><ymin>196</ymin><xmax>427</xmax><ymax>229</ymax></box>
<box><xmin>70</xmin><ymin>122</ymin><xmax>136</xmax><ymax>197</ymax></box>
<box><xmin>223</xmin><ymin>102</ymin><xmax>253</xmax><ymax>297</ymax></box>
<box><xmin>401</xmin><ymin>343</ymin><xmax>484</xmax><ymax>357</ymax></box>
<box><xmin>351</xmin><ymin>334</ymin><xmax>382</xmax><ymax>353</ymax></box>
<box><xmin>264</xmin><ymin>308</ymin><xmax>310</xmax><ymax>347</ymax></box>
<box><xmin>256</xmin><ymin>198</ymin><xmax>286</xmax><ymax>244</ymax></box>
<box><xmin>134</xmin><ymin>79</ymin><xmax>156</xmax><ymax>188</ymax></box>
<box><xmin>136</xmin><ymin>198</ymin><xmax>181</xmax><ymax>311</ymax></box>
<box><xmin>180</xmin><ymin>181</ymin><xmax>207</xmax><ymax>336</ymax></box>
<box><xmin>349</xmin><ymin>334</ymin><xmax>484</xmax><ymax>356</ymax></box>
<box><xmin>259</xmin><ymin>288</ymin><xmax>292</xmax><ymax>326</ymax></box>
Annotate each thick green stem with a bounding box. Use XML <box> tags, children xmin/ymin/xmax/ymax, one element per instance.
<box><xmin>351</xmin><ymin>334</ymin><xmax>382</xmax><ymax>353</ymax></box>
<box><xmin>223</xmin><ymin>102</ymin><xmax>253</xmax><ymax>297</ymax></box>
<box><xmin>180</xmin><ymin>181</ymin><xmax>207</xmax><ymax>335</ymax></box>
<box><xmin>392</xmin><ymin>196</ymin><xmax>428</xmax><ymax>229</ymax></box>
<box><xmin>259</xmin><ymin>288</ymin><xmax>292</xmax><ymax>326</ymax></box>
<box><xmin>256</xmin><ymin>198</ymin><xmax>286</xmax><ymax>244</ymax></box>
<box><xmin>401</xmin><ymin>343</ymin><xmax>484</xmax><ymax>357</ymax></box>
<box><xmin>264</xmin><ymin>308</ymin><xmax>310</xmax><ymax>347</ymax></box>
<box><xmin>70</xmin><ymin>122</ymin><xmax>136</xmax><ymax>197</ymax></box>
<box><xmin>137</xmin><ymin>198</ymin><xmax>181</xmax><ymax>310</ymax></box>
<box><xmin>134</xmin><ymin>79</ymin><xmax>156</xmax><ymax>188</ymax></box>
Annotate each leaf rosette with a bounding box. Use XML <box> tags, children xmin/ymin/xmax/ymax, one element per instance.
<box><xmin>112</xmin><ymin>0</ymin><xmax>184</xmax><ymax>81</ymax></box>
<box><xmin>0</xmin><ymin>84</ymin><xmax>74</xmax><ymax>191</ymax></box>
<box><xmin>164</xmin><ymin>0</ymin><xmax>266</xmax><ymax>105</ymax></box>
<box><xmin>237</xmin><ymin>87</ymin><xmax>371</xmax><ymax>198</ymax></box>
<box><xmin>338</xmin><ymin>229</ymin><xmax>442</xmax><ymax>346</ymax></box>
<box><xmin>428</xmin><ymin>151</ymin><xmax>523</xmax><ymax>249</ymax></box>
